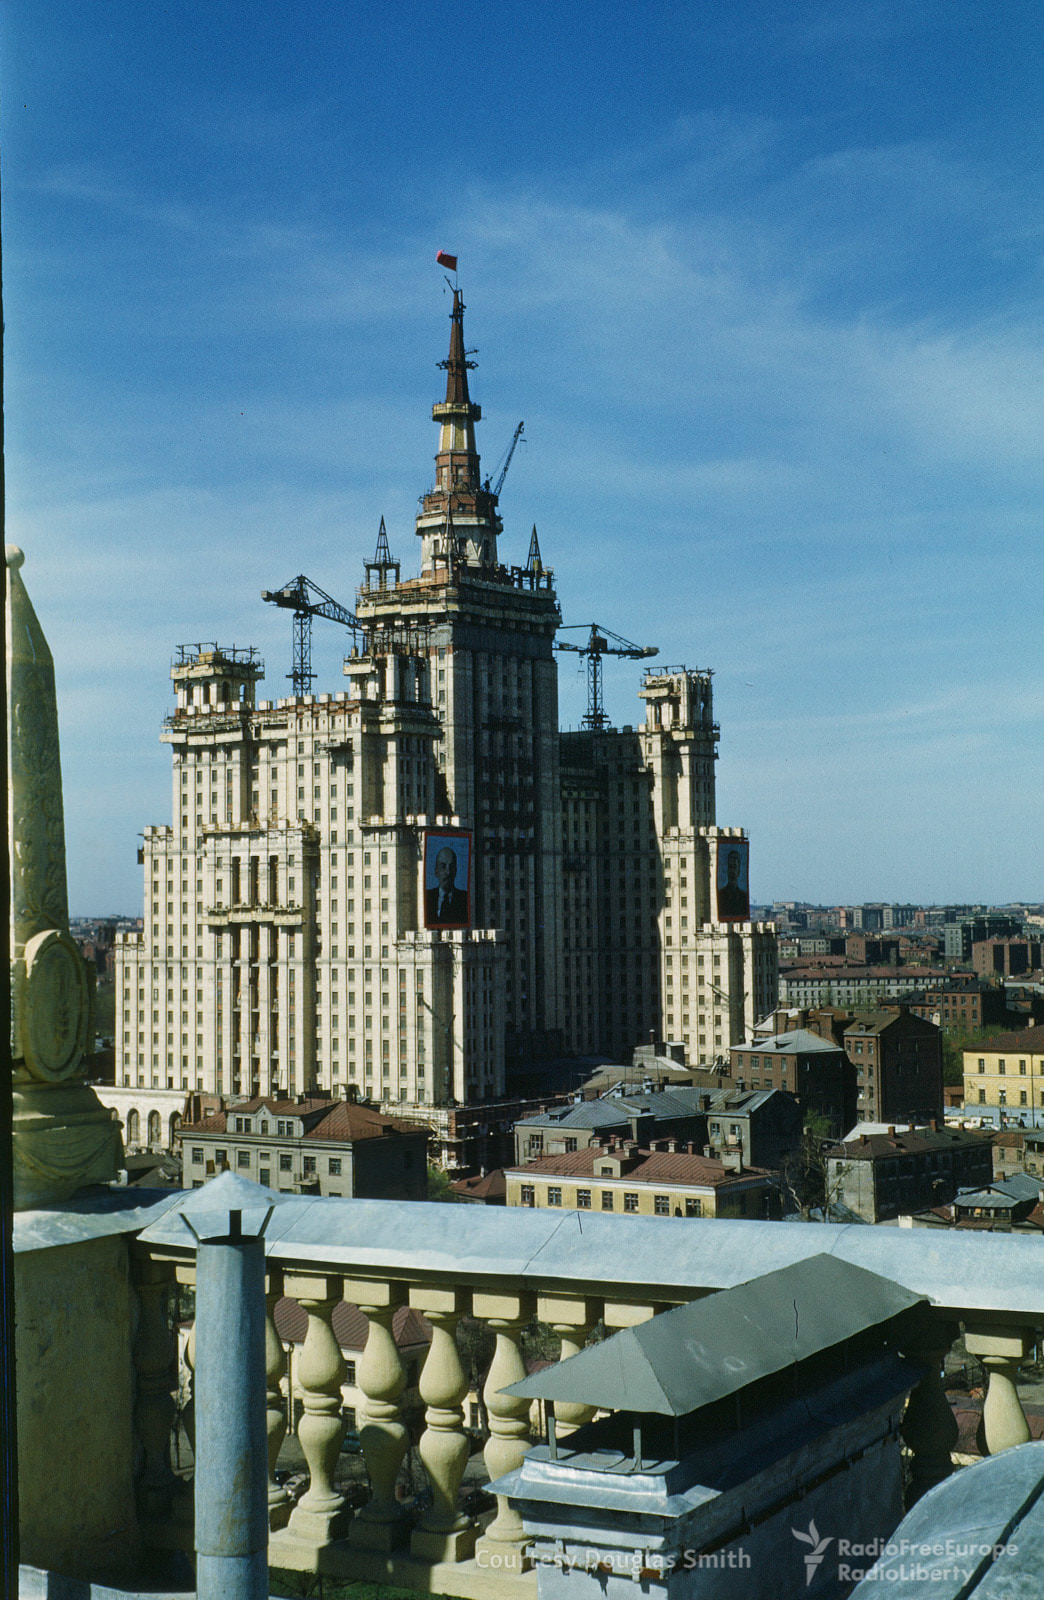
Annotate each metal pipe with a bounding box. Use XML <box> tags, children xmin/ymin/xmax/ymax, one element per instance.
<box><xmin>192</xmin><ymin>1217</ymin><xmax>269</xmax><ymax>1599</ymax></box>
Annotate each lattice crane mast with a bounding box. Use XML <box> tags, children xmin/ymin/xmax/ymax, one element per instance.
<box><xmin>555</xmin><ymin>623</ymin><xmax>659</xmax><ymax>731</ymax></box>
<box><xmin>261</xmin><ymin>574</ymin><xmax>362</xmax><ymax>697</ymax></box>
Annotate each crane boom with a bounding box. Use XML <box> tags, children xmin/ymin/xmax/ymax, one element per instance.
<box><xmin>261</xmin><ymin>574</ymin><xmax>363</xmax><ymax>696</ymax></box>
<box><xmin>485</xmin><ymin>421</ymin><xmax>525</xmax><ymax>498</ymax></box>
<box><xmin>555</xmin><ymin>622</ymin><xmax>658</xmax><ymax>730</ymax></box>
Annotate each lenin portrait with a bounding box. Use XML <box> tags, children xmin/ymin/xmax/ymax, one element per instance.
<box><xmin>716</xmin><ymin>839</ymin><xmax>750</xmax><ymax>922</ymax></box>
<box><xmin>423</xmin><ymin>830</ymin><xmax>471</xmax><ymax>928</ymax></box>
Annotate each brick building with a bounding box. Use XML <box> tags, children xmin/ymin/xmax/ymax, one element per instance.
<box><xmin>729</xmin><ymin>1028</ymin><xmax>856</xmax><ymax>1136</ymax></box>
<box><xmin>842</xmin><ymin>1008</ymin><xmax>943</xmax><ymax>1125</ymax></box>
<box><xmin>826</xmin><ymin>1123</ymin><xmax>993</xmax><ymax>1223</ymax></box>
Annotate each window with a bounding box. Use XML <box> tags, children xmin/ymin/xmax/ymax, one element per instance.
<box><xmin>215</xmin><ymin>1149</ymin><xmax>227</xmax><ymax>1166</ymax></box>
<box><xmin>547</xmin><ymin>1186</ymin><xmax>562</xmax><ymax>1207</ymax></box>
<box><xmin>237</xmin><ymin>1150</ymin><xmax>251</xmax><ymax>1169</ymax></box>
<box><xmin>279</xmin><ymin>1153</ymin><xmax>292</xmax><ymax>1172</ymax></box>
<box><xmin>978</xmin><ymin>1060</ymin><xmax>986</xmax><ymax>1074</ymax></box>
<box><xmin>520</xmin><ymin>1184</ymin><xmax>535</xmax><ymax>1207</ymax></box>
<box><xmin>685</xmin><ymin>1197</ymin><xmax>702</xmax><ymax>1217</ymax></box>
<box><xmin>328</xmin><ymin>1158</ymin><xmax>342</xmax><ymax>1176</ymax></box>
<box><xmin>998</xmin><ymin>1060</ymin><xmax>1006</xmax><ymax>1074</ymax></box>
<box><xmin>601</xmin><ymin>1190</ymin><xmax>614</xmax><ymax>1210</ymax></box>
<box><xmin>654</xmin><ymin>1195</ymin><xmax>670</xmax><ymax>1215</ymax></box>
<box><xmin>191</xmin><ymin>1148</ymin><xmax>204</xmax><ymax>1164</ymax></box>
<box><xmin>564</xmin><ymin>1137</ymin><xmax>578</xmax><ymax>1153</ymax></box>
<box><xmin>303</xmin><ymin>1156</ymin><xmax>317</xmax><ymax>1175</ymax></box>
<box><xmin>623</xmin><ymin>1192</ymin><xmax>639</xmax><ymax>1213</ymax></box>
<box><xmin>978</xmin><ymin>1089</ymin><xmax>986</xmax><ymax>1104</ymax></box>
<box><xmin>1020</xmin><ymin>1061</ymin><xmax>1027</xmax><ymax>1075</ymax></box>
<box><xmin>576</xmin><ymin>1188</ymin><xmax>591</xmax><ymax>1209</ymax></box>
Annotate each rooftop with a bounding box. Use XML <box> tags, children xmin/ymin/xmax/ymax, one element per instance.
<box><xmin>508</xmin><ymin>1146</ymin><xmax>771</xmax><ymax>1186</ymax></box>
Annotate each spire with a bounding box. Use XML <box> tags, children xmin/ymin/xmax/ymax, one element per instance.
<box><xmin>526</xmin><ymin>525</ymin><xmax>543</xmax><ymax>573</ymax></box>
<box><xmin>418</xmin><ymin>288</ymin><xmax>500</xmax><ymax>571</ymax></box>
<box><xmin>363</xmin><ymin>515</ymin><xmax>400</xmax><ymax>593</ymax></box>
<box><xmin>441</xmin><ymin>289</ymin><xmax>474</xmax><ymax>408</ymax></box>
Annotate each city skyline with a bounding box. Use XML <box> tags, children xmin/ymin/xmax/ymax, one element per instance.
<box><xmin>7</xmin><ymin>2</ymin><xmax>1044</xmax><ymax>912</ymax></box>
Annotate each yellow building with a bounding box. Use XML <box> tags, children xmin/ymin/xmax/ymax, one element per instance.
<box><xmin>504</xmin><ymin>1142</ymin><xmax>777</xmax><ymax>1219</ymax></box>
<box><xmin>962</xmin><ymin>1024</ymin><xmax>1044</xmax><ymax>1115</ymax></box>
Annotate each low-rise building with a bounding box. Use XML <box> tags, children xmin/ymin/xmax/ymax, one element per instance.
<box><xmin>993</xmin><ymin>1128</ymin><xmax>1044</xmax><ymax>1182</ymax></box>
<box><xmin>843</xmin><ymin>1007</ymin><xmax>943</xmax><ymax>1124</ymax></box>
<box><xmin>176</xmin><ymin>1094</ymin><xmax>429</xmax><ymax>1198</ymax></box>
<box><xmin>513</xmin><ymin>1088</ymin><xmax>709</xmax><ymax>1165</ymax></box>
<box><xmin>730</xmin><ymin>1028</ymin><xmax>856</xmax><ymax>1135</ymax></box>
<box><xmin>963</xmin><ymin>1024</ymin><xmax>1044</xmax><ymax>1118</ymax></box>
<box><xmin>505</xmin><ymin>1141</ymin><xmax>779</xmax><ymax>1219</ymax></box>
<box><xmin>826</xmin><ymin>1122</ymin><xmax>993</xmax><ymax>1223</ymax></box>
<box><xmin>907</xmin><ymin>981</ymin><xmax>1018</xmax><ymax>1034</ymax></box>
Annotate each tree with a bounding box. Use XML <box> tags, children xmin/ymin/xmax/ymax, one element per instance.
<box><xmin>426</xmin><ymin>1164</ymin><xmax>461</xmax><ymax>1202</ymax></box>
<box><xmin>940</xmin><ymin>1024</ymin><xmax>1007</xmax><ymax>1088</ymax></box>
<box><xmin>779</xmin><ymin>1114</ymin><xmax>853</xmax><ymax>1221</ymax></box>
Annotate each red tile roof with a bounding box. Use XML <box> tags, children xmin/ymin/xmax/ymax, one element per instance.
<box><xmin>179</xmin><ymin>1097</ymin><xmax>427</xmax><ymax>1143</ymax></box>
<box><xmin>508</xmin><ymin>1147</ymin><xmax>770</xmax><ymax>1186</ymax></box>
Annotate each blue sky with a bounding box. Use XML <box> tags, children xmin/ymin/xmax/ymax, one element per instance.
<box><xmin>6</xmin><ymin>1</ymin><xmax>1044</xmax><ymax>913</ymax></box>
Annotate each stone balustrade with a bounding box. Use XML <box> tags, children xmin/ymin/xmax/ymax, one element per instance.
<box><xmin>133</xmin><ymin>1199</ymin><xmax>1044</xmax><ymax>1597</ymax></box>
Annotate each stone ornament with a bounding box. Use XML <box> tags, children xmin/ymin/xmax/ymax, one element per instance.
<box><xmin>7</xmin><ymin>544</ymin><xmax>121</xmax><ymax>1207</ymax></box>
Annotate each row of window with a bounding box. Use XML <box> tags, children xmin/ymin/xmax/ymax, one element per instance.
<box><xmin>191</xmin><ymin>1146</ymin><xmax>341</xmax><ymax>1176</ymax></box>
<box><xmin>519</xmin><ymin>1183</ymin><xmax>702</xmax><ymax>1216</ymax></box>
<box><xmin>975</xmin><ymin>1058</ymin><xmax>1034</xmax><ymax>1075</ymax></box>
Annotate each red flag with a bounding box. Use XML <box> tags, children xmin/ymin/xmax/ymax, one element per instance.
<box><xmin>436</xmin><ymin>250</ymin><xmax>458</xmax><ymax>271</ymax></box>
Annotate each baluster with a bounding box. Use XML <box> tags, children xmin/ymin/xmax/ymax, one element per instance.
<box><xmin>410</xmin><ymin>1287</ymin><xmax>475</xmax><ymax>1562</ymax></box>
<box><xmin>272</xmin><ymin>1273</ymin><xmax>350</xmax><ymax>1561</ymax></box>
<box><xmin>900</xmin><ymin>1317</ymin><xmax>959</xmax><ymax>1505</ymax></box>
<box><xmin>966</xmin><ymin>1324</ymin><xmax>1034</xmax><ymax>1454</ymax></box>
<box><xmin>133</xmin><ymin>1256</ymin><xmax>179</xmax><ymax>1521</ymax></box>
<box><xmin>474</xmin><ymin>1291</ymin><xmax>534</xmax><ymax>1567</ymax></box>
<box><xmin>346</xmin><ymin>1278</ymin><xmax>410</xmax><ymax>1551</ymax></box>
<box><xmin>539</xmin><ymin>1294</ymin><xmax>600</xmax><ymax>1437</ymax></box>
<box><xmin>266</xmin><ymin>1269</ymin><xmax>291</xmax><ymax>1530</ymax></box>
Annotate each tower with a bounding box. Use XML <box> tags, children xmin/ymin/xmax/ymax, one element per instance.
<box><xmin>111</xmin><ymin>286</ymin><xmax>777</xmax><ymax>1165</ymax></box>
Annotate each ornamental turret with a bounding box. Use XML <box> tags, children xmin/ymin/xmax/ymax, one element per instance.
<box><xmin>417</xmin><ymin>289</ymin><xmax>501</xmax><ymax>572</ymax></box>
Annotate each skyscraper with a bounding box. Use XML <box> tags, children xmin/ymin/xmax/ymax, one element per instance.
<box><xmin>112</xmin><ymin>290</ymin><xmax>776</xmax><ymax>1157</ymax></box>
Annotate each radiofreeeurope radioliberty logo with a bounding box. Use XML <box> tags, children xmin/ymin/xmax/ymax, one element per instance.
<box><xmin>792</xmin><ymin>1519</ymin><xmax>833</xmax><ymax>1587</ymax></box>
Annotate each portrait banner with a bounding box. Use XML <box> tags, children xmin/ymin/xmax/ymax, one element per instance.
<box><xmin>423</xmin><ymin>829</ymin><xmax>472</xmax><ymax>929</ymax></box>
<box><xmin>715</xmin><ymin>838</ymin><xmax>750</xmax><ymax>923</ymax></box>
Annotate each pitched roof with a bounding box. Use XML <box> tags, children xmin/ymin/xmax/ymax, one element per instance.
<box><xmin>735</xmin><ymin>1029</ymin><xmax>843</xmax><ymax>1056</ymax></box>
<box><xmin>505</xmin><ymin>1255</ymin><xmax>923</xmax><ymax>1416</ymax></box>
<box><xmin>959</xmin><ymin>1024</ymin><xmax>1044</xmax><ymax>1053</ymax></box>
<box><xmin>178</xmin><ymin>1097</ymin><xmax>427</xmax><ymax>1143</ymax></box>
<box><xmin>450</xmin><ymin>1168</ymin><xmax>507</xmax><ymax>1201</ymax></box>
<box><xmin>508</xmin><ymin>1146</ymin><xmax>770</xmax><ymax>1186</ymax></box>
<box><xmin>832</xmin><ymin>1125</ymin><xmax>993</xmax><ymax>1158</ymax></box>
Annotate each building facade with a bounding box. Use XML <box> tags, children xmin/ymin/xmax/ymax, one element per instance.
<box><xmin>505</xmin><ymin>1142</ymin><xmax>778</xmax><ymax>1219</ymax></box>
<box><xmin>112</xmin><ymin>291</ymin><xmax>776</xmax><ymax>1149</ymax></box>
<box><xmin>963</xmin><ymin>1024</ymin><xmax>1044</xmax><ymax>1118</ymax></box>
<box><xmin>843</xmin><ymin>1008</ymin><xmax>944</xmax><ymax>1125</ymax></box>
<box><xmin>176</xmin><ymin>1095</ymin><xmax>429</xmax><ymax>1198</ymax></box>
<box><xmin>827</xmin><ymin>1123</ymin><xmax>994</xmax><ymax>1223</ymax></box>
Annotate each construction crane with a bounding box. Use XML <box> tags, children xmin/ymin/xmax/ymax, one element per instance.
<box><xmin>555</xmin><ymin>623</ymin><xmax>659</xmax><ymax>731</ymax></box>
<box><xmin>483</xmin><ymin>421</ymin><xmax>525</xmax><ymax>497</ymax></box>
<box><xmin>260</xmin><ymin>574</ymin><xmax>362</xmax><ymax>697</ymax></box>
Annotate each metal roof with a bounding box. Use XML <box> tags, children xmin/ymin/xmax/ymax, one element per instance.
<box><xmin>130</xmin><ymin>1194</ymin><xmax>1044</xmax><ymax>1317</ymax></box>
<box><xmin>504</xmin><ymin>1254</ymin><xmax>923</xmax><ymax>1417</ymax></box>
<box><xmin>737</xmin><ymin>1029</ymin><xmax>842</xmax><ymax>1055</ymax></box>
